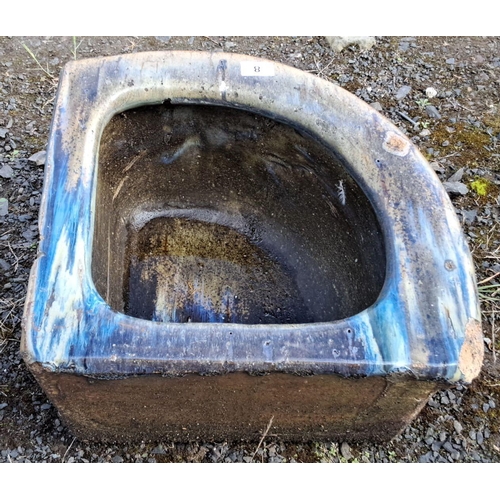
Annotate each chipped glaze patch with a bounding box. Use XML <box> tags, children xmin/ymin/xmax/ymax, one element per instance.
<box><xmin>382</xmin><ymin>130</ymin><xmax>411</xmax><ymax>157</ymax></box>
<box><xmin>457</xmin><ymin>318</ymin><xmax>484</xmax><ymax>383</ymax></box>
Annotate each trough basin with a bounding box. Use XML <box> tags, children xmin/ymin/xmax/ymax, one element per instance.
<box><xmin>21</xmin><ymin>51</ymin><xmax>483</xmax><ymax>443</ymax></box>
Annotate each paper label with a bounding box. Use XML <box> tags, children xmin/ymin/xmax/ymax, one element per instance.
<box><xmin>240</xmin><ymin>61</ymin><xmax>275</xmax><ymax>76</ymax></box>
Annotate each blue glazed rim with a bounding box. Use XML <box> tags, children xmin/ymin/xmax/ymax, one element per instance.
<box><xmin>21</xmin><ymin>51</ymin><xmax>483</xmax><ymax>382</ymax></box>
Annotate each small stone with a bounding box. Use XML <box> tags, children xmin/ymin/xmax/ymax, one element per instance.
<box><xmin>443</xmin><ymin>441</ymin><xmax>455</xmax><ymax>454</ymax></box>
<box><xmin>371</xmin><ymin>102</ymin><xmax>383</xmax><ymax>112</ymax></box>
<box><xmin>461</xmin><ymin>208</ymin><xmax>476</xmax><ymax>224</ymax></box>
<box><xmin>420</xmin><ymin>129</ymin><xmax>431</xmax><ymax>137</ymax></box>
<box><xmin>340</xmin><ymin>442</ymin><xmax>353</xmax><ymax>460</ymax></box>
<box><xmin>453</xmin><ymin>421</ymin><xmax>463</xmax><ymax>434</ymax></box>
<box><xmin>111</xmin><ymin>455</ymin><xmax>123</xmax><ymax>463</ymax></box>
<box><xmin>0</xmin><ymin>163</ymin><xmax>13</xmax><ymax>178</ymax></box>
<box><xmin>0</xmin><ymin>258</ymin><xmax>10</xmax><ymax>271</ymax></box>
<box><xmin>427</xmin><ymin>398</ymin><xmax>439</xmax><ymax>408</ymax></box>
<box><xmin>443</xmin><ymin>181</ymin><xmax>469</xmax><ymax>195</ymax></box>
<box><xmin>224</xmin><ymin>41</ymin><xmax>237</xmax><ymax>49</ymax></box>
<box><xmin>441</xmin><ymin>395</ymin><xmax>450</xmax><ymax>404</ymax></box>
<box><xmin>483</xmin><ymin>403</ymin><xmax>490</xmax><ymax>412</ymax></box>
<box><xmin>426</xmin><ymin>105</ymin><xmax>442</xmax><ymax>119</ymax></box>
<box><xmin>446</xmin><ymin>58</ymin><xmax>455</xmax><ymax>65</ymax></box>
<box><xmin>396</xmin><ymin>85</ymin><xmax>412</xmax><ymax>100</ymax></box>
<box><xmin>0</xmin><ymin>403</ymin><xmax>8</xmax><ymax>410</ymax></box>
<box><xmin>425</xmin><ymin>87</ymin><xmax>438</xmax><ymax>98</ymax></box>
<box><xmin>489</xmin><ymin>400</ymin><xmax>496</xmax><ymax>409</ymax></box>
<box><xmin>28</xmin><ymin>150</ymin><xmax>46</xmax><ymax>166</ymax></box>
<box><xmin>429</xmin><ymin>161</ymin><xmax>444</xmax><ymax>173</ymax></box>
<box><xmin>0</xmin><ymin>198</ymin><xmax>8</xmax><ymax>216</ymax></box>
<box><xmin>22</xmin><ymin>229</ymin><xmax>36</xmax><ymax>240</ymax></box>
<box><xmin>477</xmin><ymin>431</ymin><xmax>484</xmax><ymax>445</ymax></box>
<box><xmin>40</xmin><ymin>403</ymin><xmax>51</xmax><ymax>410</ymax></box>
<box><xmin>399</xmin><ymin>42</ymin><xmax>410</xmax><ymax>52</ymax></box>
<box><xmin>448</xmin><ymin>167</ymin><xmax>465</xmax><ymax>182</ymax></box>
<box><xmin>432</xmin><ymin>441</ymin><xmax>442</xmax><ymax>452</ymax></box>
<box><xmin>418</xmin><ymin>452</ymin><xmax>433</xmax><ymax>463</ymax></box>
<box><xmin>155</xmin><ymin>36</ymin><xmax>171</xmax><ymax>43</ymax></box>
<box><xmin>0</xmin><ymin>128</ymin><xmax>7</xmax><ymax>139</ymax></box>
<box><xmin>151</xmin><ymin>445</ymin><xmax>165</xmax><ymax>454</ymax></box>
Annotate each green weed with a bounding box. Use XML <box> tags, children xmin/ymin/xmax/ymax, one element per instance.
<box><xmin>470</xmin><ymin>178</ymin><xmax>493</xmax><ymax>197</ymax></box>
<box><xmin>70</xmin><ymin>36</ymin><xmax>83</xmax><ymax>60</ymax></box>
<box><xmin>416</xmin><ymin>98</ymin><xmax>430</xmax><ymax>110</ymax></box>
<box><xmin>7</xmin><ymin>149</ymin><xmax>20</xmax><ymax>160</ymax></box>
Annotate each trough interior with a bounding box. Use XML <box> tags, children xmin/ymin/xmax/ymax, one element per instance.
<box><xmin>92</xmin><ymin>103</ymin><xmax>385</xmax><ymax>324</ymax></box>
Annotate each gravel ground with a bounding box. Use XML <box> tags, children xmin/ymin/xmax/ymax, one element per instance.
<box><xmin>0</xmin><ymin>36</ymin><xmax>499</xmax><ymax>463</ymax></box>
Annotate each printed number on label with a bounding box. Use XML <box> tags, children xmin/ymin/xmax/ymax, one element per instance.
<box><xmin>241</xmin><ymin>61</ymin><xmax>275</xmax><ymax>76</ymax></box>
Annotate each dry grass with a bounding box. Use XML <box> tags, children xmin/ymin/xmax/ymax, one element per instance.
<box><xmin>252</xmin><ymin>416</ymin><xmax>274</xmax><ymax>460</ymax></box>
<box><xmin>473</xmin><ymin>224</ymin><xmax>500</xmax><ymax>363</ymax></box>
<box><xmin>0</xmin><ymin>298</ymin><xmax>23</xmax><ymax>354</ymax></box>
<box><xmin>21</xmin><ymin>42</ymin><xmax>57</xmax><ymax>82</ymax></box>
<box><xmin>21</xmin><ymin>41</ymin><xmax>60</xmax><ymax>109</ymax></box>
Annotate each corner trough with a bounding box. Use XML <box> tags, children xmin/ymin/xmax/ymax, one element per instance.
<box><xmin>21</xmin><ymin>51</ymin><xmax>483</xmax><ymax>442</ymax></box>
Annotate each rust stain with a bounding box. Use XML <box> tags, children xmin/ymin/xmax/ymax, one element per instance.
<box><xmin>458</xmin><ymin>318</ymin><xmax>484</xmax><ymax>383</ymax></box>
<box><xmin>382</xmin><ymin>130</ymin><xmax>410</xmax><ymax>157</ymax></box>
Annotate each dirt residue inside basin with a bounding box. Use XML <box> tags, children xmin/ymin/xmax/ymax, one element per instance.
<box><xmin>125</xmin><ymin>217</ymin><xmax>312</xmax><ymax>324</ymax></box>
